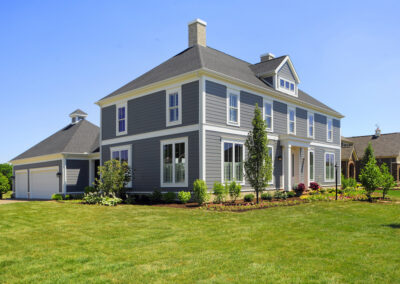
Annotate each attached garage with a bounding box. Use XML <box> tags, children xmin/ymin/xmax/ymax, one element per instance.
<box><xmin>15</xmin><ymin>170</ymin><xmax>28</xmax><ymax>199</ymax></box>
<box><xmin>29</xmin><ymin>167</ymin><xmax>60</xmax><ymax>199</ymax></box>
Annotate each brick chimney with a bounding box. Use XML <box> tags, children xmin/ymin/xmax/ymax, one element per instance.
<box><xmin>188</xmin><ymin>19</ymin><xmax>207</xmax><ymax>47</ymax></box>
<box><xmin>260</xmin><ymin>52</ymin><xmax>275</xmax><ymax>62</ymax></box>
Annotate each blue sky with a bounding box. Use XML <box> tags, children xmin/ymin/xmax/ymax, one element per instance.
<box><xmin>1</xmin><ymin>0</ymin><xmax>399</xmax><ymax>163</ymax></box>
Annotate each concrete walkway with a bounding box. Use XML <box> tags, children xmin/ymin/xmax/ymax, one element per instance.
<box><xmin>0</xmin><ymin>200</ymin><xmax>28</xmax><ymax>205</ymax></box>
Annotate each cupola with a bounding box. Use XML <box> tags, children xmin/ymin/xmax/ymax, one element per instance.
<box><xmin>69</xmin><ymin>109</ymin><xmax>88</xmax><ymax>124</ymax></box>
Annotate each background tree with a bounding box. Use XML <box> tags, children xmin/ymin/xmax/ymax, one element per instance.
<box><xmin>380</xmin><ymin>163</ymin><xmax>395</xmax><ymax>199</ymax></box>
<box><xmin>0</xmin><ymin>173</ymin><xmax>10</xmax><ymax>199</ymax></box>
<box><xmin>359</xmin><ymin>156</ymin><xmax>381</xmax><ymax>201</ymax></box>
<box><xmin>244</xmin><ymin>104</ymin><xmax>272</xmax><ymax>204</ymax></box>
<box><xmin>95</xmin><ymin>160</ymin><xmax>131</xmax><ymax>198</ymax></box>
<box><xmin>0</xmin><ymin>163</ymin><xmax>13</xmax><ymax>188</ymax></box>
<box><xmin>361</xmin><ymin>142</ymin><xmax>375</xmax><ymax>169</ymax></box>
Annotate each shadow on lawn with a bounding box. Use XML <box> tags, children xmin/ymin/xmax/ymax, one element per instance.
<box><xmin>382</xmin><ymin>224</ymin><xmax>400</xmax><ymax>229</ymax></box>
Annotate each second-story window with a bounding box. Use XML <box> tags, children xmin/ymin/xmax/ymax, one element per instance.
<box><xmin>308</xmin><ymin>113</ymin><xmax>314</xmax><ymax>138</ymax></box>
<box><xmin>264</xmin><ymin>100</ymin><xmax>273</xmax><ymax>131</ymax></box>
<box><xmin>116</xmin><ymin>103</ymin><xmax>127</xmax><ymax>135</ymax></box>
<box><xmin>166</xmin><ymin>88</ymin><xmax>181</xmax><ymax>127</ymax></box>
<box><xmin>327</xmin><ymin>118</ymin><xmax>333</xmax><ymax>142</ymax></box>
<box><xmin>288</xmin><ymin>108</ymin><xmax>296</xmax><ymax>134</ymax></box>
<box><xmin>227</xmin><ymin>90</ymin><xmax>240</xmax><ymax>126</ymax></box>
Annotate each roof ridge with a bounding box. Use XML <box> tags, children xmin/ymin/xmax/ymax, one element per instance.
<box><xmin>251</xmin><ymin>55</ymin><xmax>287</xmax><ymax>66</ymax></box>
<box><xmin>347</xmin><ymin>132</ymin><xmax>400</xmax><ymax>138</ymax></box>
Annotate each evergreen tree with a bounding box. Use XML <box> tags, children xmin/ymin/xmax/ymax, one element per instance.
<box><xmin>380</xmin><ymin>163</ymin><xmax>395</xmax><ymax>199</ymax></box>
<box><xmin>361</xmin><ymin>142</ymin><xmax>375</xmax><ymax>169</ymax></box>
<box><xmin>359</xmin><ymin>156</ymin><xmax>381</xmax><ymax>201</ymax></box>
<box><xmin>244</xmin><ymin>104</ymin><xmax>272</xmax><ymax>204</ymax></box>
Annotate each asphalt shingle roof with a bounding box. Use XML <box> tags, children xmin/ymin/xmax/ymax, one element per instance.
<box><xmin>345</xmin><ymin>133</ymin><xmax>400</xmax><ymax>159</ymax></box>
<box><xmin>12</xmin><ymin>119</ymin><xmax>100</xmax><ymax>161</ymax></box>
<box><xmin>100</xmin><ymin>45</ymin><xmax>342</xmax><ymax>117</ymax></box>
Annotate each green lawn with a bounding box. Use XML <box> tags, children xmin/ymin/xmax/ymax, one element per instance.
<box><xmin>0</xmin><ymin>202</ymin><xmax>399</xmax><ymax>283</ymax></box>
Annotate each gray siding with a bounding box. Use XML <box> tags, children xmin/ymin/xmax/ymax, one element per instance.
<box><xmin>205</xmin><ymin>130</ymin><xmax>283</xmax><ymax>190</ymax></box>
<box><xmin>240</xmin><ymin>91</ymin><xmax>263</xmax><ymax>130</ymax></box>
<box><xmin>296</xmin><ymin>107</ymin><xmax>307</xmax><ymax>138</ymax></box>
<box><xmin>313</xmin><ymin>146</ymin><xmax>341</xmax><ymax>186</ymax></box>
<box><xmin>333</xmin><ymin>119</ymin><xmax>340</xmax><ymax>145</ymax></box>
<box><xmin>102</xmin><ymin>131</ymin><xmax>199</xmax><ymax>193</ymax></box>
<box><xmin>278</xmin><ymin>62</ymin><xmax>296</xmax><ymax>82</ymax></box>
<box><xmin>315</xmin><ymin>113</ymin><xmax>327</xmax><ymax>142</ymax></box>
<box><xmin>13</xmin><ymin>160</ymin><xmax>62</xmax><ymax>194</ymax></box>
<box><xmin>273</xmin><ymin>101</ymin><xmax>287</xmax><ymax>134</ymax></box>
<box><xmin>66</xmin><ymin>160</ymin><xmax>89</xmax><ymax>193</ymax></box>
<box><xmin>102</xmin><ymin>80</ymin><xmax>199</xmax><ymax>140</ymax></box>
<box><xmin>206</xmin><ymin>80</ymin><xmax>226</xmax><ymax>125</ymax></box>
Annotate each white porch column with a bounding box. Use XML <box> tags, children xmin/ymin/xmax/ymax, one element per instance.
<box><xmin>283</xmin><ymin>145</ymin><xmax>292</xmax><ymax>191</ymax></box>
<box><xmin>304</xmin><ymin>147</ymin><xmax>309</xmax><ymax>188</ymax></box>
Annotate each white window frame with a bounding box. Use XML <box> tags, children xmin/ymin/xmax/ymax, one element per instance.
<box><xmin>221</xmin><ymin>139</ymin><xmax>245</xmax><ymax>185</ymax></box>
<box><xmin>116</xmin><ymin>102</ymin><xmax>127</xmax><ymax>136</ymax></box>
<box><xmin>287</xmin><ymin>107</ymin><xmax>296</xmax><ymax>135</ymax></box>
<box><xmin>324</xmin><ymin>152</ymin><xmax>335</xmax><ymax>182</ymax></box>
<box><xmin>226</xmin><ymin>89</ymin><xmax>240</xmax><ymax>126</ymax></box>
<box><xmin>268</xmin><ymin>145</ymin><xmax>274</xmax><ymax>185</ymax></box>
<box><xmin>166</xmin><ymin>88</ymin><xmax>182</xmax><ymax>127</ymax></box>
<box><xmin>110</xmin><ymin>144</ymin><xmax>132</xmax><ymax>187</ymax></box>
<box><xmin>327</xmin><ymin>118</ymin><xmax>333</xmax><ymax>142</ymax></box>
<box><xmin>307</xmin><ymin>112</ymin><xmax>315</xmax><ymax>139</ymax></box>
<box><xmin>278</xmin><ymin>77</ymin><xmax>296</xmax><ymax>96</ymax></box>
<box><xmin>160</xmin><ymin>137</ymin><xmax>188</xmax><ymax>187</ymax></box>
<box><xmin>309</xmin><ymin>149</ymin><xmax>315</xmax><ymax>182</ymax></box>
<box><xmin>263</xmin><ymin>99</ymin><xmax>273</xmax><ymax>132</ymax></box>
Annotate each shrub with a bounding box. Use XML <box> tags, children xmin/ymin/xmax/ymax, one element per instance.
<box><xmin>213</xmin><ymin>182</ymin><xmax>228</xmax><ymax>203</ymax></box>
<box><xmin>228</xmin><ymin>180</ymin><xmax>242</xmax><ymax>202</ymax></box>
<box><xmin>64</xmin><ymin>194</ymin><xmax>71</xmax><ymax>200</ymax></box>
<box><xmin>287</xmin><ymin>191</ymin><xmax>295</xmax><ymax>198</ymax></box>
<box><xmin>275</xmin><ymin>190</ymin><xmax>288</xmax><ymax>200</ymax></box>
<box><xmin>95</xmin><ymin>159</ymin><xmax>131</xmax><ymax>198</ymax></box>
<box><xmin>100</xmin><ymin>195</ymin><xmax>122</xmax><ymax>206</ymax></box>
<box><xmin>124</xmin><ymin>195</ymin><xmax>136</xmax><ymax>204</ymax></box>
<box><xmin>193</xmin><ymin>179</ymin><xmax>209</xmax><ymax>205</ymax></box>
<box><xmin>178</xmin><ymin>191</ymin><xmax>191</xmax><ymax>204</ymax></box>
<box><xmin>295</xmin><ymin>183</ymin><xmax>306</xmax><ymax>196</ymax></box>
<box><xmin>83</xmin><ymin>192</ymin><xmax>102</xmax><ymax>204</ymax></box>
<box><xmin>359</xmin><ymin>157</ymin><xmax>382</xmax><ymax>201</ymax></box>
<box><xmin>341</xmin><ymin>174</ymin><xmax>357</xmax><ymax>189</ymax></box>
<box><xmin>261</xmin><ymin>192</ymin><xmax>273</xmax><ymax>201</ymax></box>
<box><xmin>0</xmin><ymin>173</ymin><xmax>10</xmax><ymax>199</ymax></box>
<box><xmin>150</xmin><ymin>189</ymin><xmax>163</xmax><ymax>203</ymax></box>
<box><xmin>51</xmin><ymin>193</ymin><xmax>63</xmax><ymax>200</ymax></box>
<box><xmin>309</xmin><ymin>182</ymin><xmax>320</xmax><ymax>191</ymax></box>
<box><xmin>380</xmin><ymin>163</ymin><xmax>396</xmax><ymax>199</ymax></box>
<box><xmin>163</xmin><ymin>192</ymin><xmax>176</xmax><ymax>203</ymax></box>
<box><xmin>244</xmin><ymin>194</ymin><xmax>254</xmax><ymax>202</ymax></box>
<box><xmin>84</xmin><ymin>186</ymin><xmax>97</xmax><ymax>194</ymax></box>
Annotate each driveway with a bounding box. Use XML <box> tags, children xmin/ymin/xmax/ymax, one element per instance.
<box><xmin>0</xmin><ymin>200</ymin><xmax>28</xmax><ymax>205</ymax></box>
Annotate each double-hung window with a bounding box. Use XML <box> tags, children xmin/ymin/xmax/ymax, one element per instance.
<box><xmin>166</xmin><ymin>89</ymin><xmax>182</xmax><ymax>127</ymax></box>
<box><xmin>325</xmin><ymin>152</ymin><xmax>335</xmax><ymax>181</ymax></box>
<box><xmin>227</xmin><ymin>90</ymin><xmax>240</xmax><ymax>126</ymax></box>
<box><xmin>288</xmin><ymin>107</ymin><xmax>296</xmax><ymax>134</ymax></box>
<box><xmin>309</xmin><ymin>150</ymin><xmax>315</xmax><ymax>181</ymax></box>
<box><xmin>264</xmin><ymin>100</ymin><xmax>273</xmax><ymax>131</ymax></box>
<box><xmin>116</xmin><ymin>103</ymin><xmax>127</xmax><ymax>135</ymax></box>
<box><xmin>161</xmin><ymin>138</ymin><xmax>188</xmax><ymax>187</ymax></box>
<box><xmin>223</xmin><ymin>141</ymin><xmax>244</xmax><ymax>183</ymax></box>
<box><xmin>308</xmin><ymin>113</ymin><xmax>314</xmax><ymax>138</ymax></box>
<box><xmin>110</xmin><ymin>145</ymin><xmax>132</xmax><ymax>186</ymax></box>
<box><xmin>327</xmin><ymin>118</ymin><xmax>333</xmax><ymax>142</ymax></box>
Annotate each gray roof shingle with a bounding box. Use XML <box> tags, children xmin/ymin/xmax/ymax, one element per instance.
<box><xmin>99</xmin><ymin>45</ymin><xmax>342</xmax><ymax>117</ymax></box>
<box><xmin>12</xmin><ymin>120</ymin><xmax>100</xmax><ymax>161</ymax></box>
<box><xmin>70</xmin><ymin>109</ymin><xmax>88</xmax><ymax>116</ymax></box>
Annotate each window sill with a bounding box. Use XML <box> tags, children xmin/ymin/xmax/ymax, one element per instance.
<box><xmin>227</xmin><ymin>122</ymin><xmax>240</xmax><ymax>127</ymax></box>
<box><xmin>166</xmin><ymin>121</ymin><xmax>182</xmax><ymax>127</ymax></box>
<box><xmin>116</xmin><ymin>131</ymin><xmax>127</xmax><ymax>136</ymax></box>
<box><xmin>161</xmin><ymin>182</ymin><xmax>188</xmax><ymax>188</ymax></box>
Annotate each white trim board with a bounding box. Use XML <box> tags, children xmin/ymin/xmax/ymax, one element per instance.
<box><xmin>101</xmin><ymin>124</ymin><xmax>200</xmax><ymax>146</ymax></box>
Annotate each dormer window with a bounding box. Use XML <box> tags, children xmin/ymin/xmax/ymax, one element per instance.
<box><xmin>279</xmin><ymin>78</ymin><xmax>296</xmax><ymax>96</ymax></box>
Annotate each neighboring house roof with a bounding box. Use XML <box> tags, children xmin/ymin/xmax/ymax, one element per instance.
<box><xmin>99</xmin><ymin>45</ymin><xmax>341</xmax><ymax>117</ymax></box>
<box><xmin>341</xmin><ymin>146</ymin><xmax>358</xmax><ymax>161</ymax></box>
<box><xmin>11</xmin><ymin>119</ymin><xmax>100</xmax><ymax>161</ymax></box>
<box><xmin>345</xmin><ymin>133</ymin><xmax>400</xmax><ymax>159</ymax></box>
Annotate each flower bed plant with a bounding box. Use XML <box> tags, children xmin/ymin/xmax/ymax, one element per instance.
<box><xmin>202</xmin><ymin>199</ymin><xmax>308</xmax><ymax>212</ymax></box>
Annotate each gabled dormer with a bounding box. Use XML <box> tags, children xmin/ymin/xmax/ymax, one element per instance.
<box><xmin>251</xmin><ymin>53</ymin><xmax>300</xmax><ymax>97</ymax></box>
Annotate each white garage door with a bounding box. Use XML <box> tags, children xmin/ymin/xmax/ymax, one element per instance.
<box><xmin>15</xmin><ymin>170</ymin><xmax>28</xmax><ymax>199</ymax></box>
<box><xmin>29</xmin><ymin>167</ymin><xmax>60</xmax><ymax>199</ymax></box>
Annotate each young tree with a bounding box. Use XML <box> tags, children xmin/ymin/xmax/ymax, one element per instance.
<box><xmin>0</xmin><ymin>163</ymin><xmax>13</xmax><ymax>187</ymax></box>
<box><xmin>359</xmin><ymin>157</ymin><xmax>381</xmax><ymax>201</ymax></box>
<box><xmin>0</xmin><ymin>173</ymin><xmax>10</xmax><ymax>199</ymax></box>
<box><xmin>244</xmin><ymin>103</ymin><xmax>272</xmax><ymax>204</ymax></box>
<box><xmin>380</xmin><ymin>163</ymin><xmax>395</xmax><ymax>199</ymax></box>
<box><xmin>361</xmin><ymin>142</ymin><xmax>375</xmax><ymax>170</ymax></box>
<box><xmin>95</xmin><ymin>160</ymin><xmax>131</xmax><ymax>198</ymax></box>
